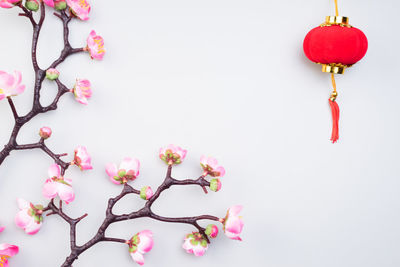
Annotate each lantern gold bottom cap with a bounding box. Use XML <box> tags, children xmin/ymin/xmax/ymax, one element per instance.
<box><xmin>321</xmin><ymin>64</ymin><xmax>347</xmax><ymax>74</ymax></box>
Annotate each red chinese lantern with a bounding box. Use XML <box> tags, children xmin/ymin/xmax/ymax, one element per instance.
<box><xmin>303</xmin><ymin>0</ymin><xmax>368</xmax><ymax>143</ymax></box>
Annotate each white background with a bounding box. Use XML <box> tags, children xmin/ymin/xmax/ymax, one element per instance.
<box><xmin>1</xmin><ymin>0</ymin><xmax>400</xmax><ymax>266</ymax></box>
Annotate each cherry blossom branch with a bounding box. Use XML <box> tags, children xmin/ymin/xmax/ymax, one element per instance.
<box><xmin>14</xmin><ymin>145</ymin><xmax>242</xmax><ymax>266</ymax></box>
<box><xmin>0</xmin><ymin>4</ymin><xmax>88</xmax><ymax>169</ymax></box>
<box><xmin>43</xmin><ymin>165</ymin><xmax>218</xmax><ymax>267</ymax></box>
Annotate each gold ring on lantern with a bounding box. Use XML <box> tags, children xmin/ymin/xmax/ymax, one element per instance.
<box><xmin>320</xmin><ymin>16</ymin><xmax>352</xmax><ymax>27</ymax></box>
<box><xmin>319</xmin><ymin>63</ymin><xmax>352</xmax><ymax>74</ymax></box>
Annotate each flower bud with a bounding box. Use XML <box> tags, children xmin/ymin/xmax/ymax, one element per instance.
<box><xmin>205</xmin><ymin>224</ymin><xmax>219</xmax><ymax>238</ymax></box>
<box><xmin>39</xmin><ymin>127</ymin><xmax>52</xmax><ymax>139</ymax></box>
<box><xmin>54</xmin><ymin>0</ymin><xmax>67</xmax><ymax>10</ymax></box>
<box><xmin>46</xmin><ymin>68</ymin><xmax>60</xmax><ymax>80</ymax></box>
<box><xmin>140</xmin><ymin>186</ymin><xmax>153</xmax><ymax>200</ymax></box>
<box><xmin>209</xmin><ymin>178</ymin><xmax>221</xmax><ymax>192</ymax></box>
<box><xmin>25</xmin><ymin>0</ymin><xmax>39</xmax><ymax>11</ymax></box>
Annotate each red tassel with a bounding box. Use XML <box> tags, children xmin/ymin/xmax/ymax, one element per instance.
<box><xmin>329</xmin><ymin>99</ymin><xmax>340</xmax><ymax>143</ymax></box>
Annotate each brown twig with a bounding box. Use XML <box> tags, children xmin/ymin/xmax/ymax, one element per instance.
<box><xmin>43</xmin><ymin>165</ymin><xmax>218</xmax><ymax>267</ymax></box>
<box><xmin>0</xmin><ymin>5</ymin><xmax>85</xmax><ymax>169</ymax></box>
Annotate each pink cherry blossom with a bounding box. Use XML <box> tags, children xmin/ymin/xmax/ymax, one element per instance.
<box><xmin>200</xmin><ymin>156</ymin><xmax>226</xmax><ymax>177</ymax></box>
<box><xmin>72</xmin><ymin>146</ymin><xmax>93</xmax><ymax>171</ymax></box>
<box><xmin>14</xmin><ymin>198</ymin><xmax>43</xmax><ymax>235</ymax></box>
<box><xmin>0</xmin><ymin>0</ymin><xmax>20</xmax><ymax>8</ymax></box>
<box><xmin>0</xmin><ymin>226</ymin><xmax>4</xmax><ymax>233</ymax></box>
<box><xmin>182</xmin><ymin>232</ymin><xmax>208</xmax><ymax>256</ymax></box>
<box><xmin>140</xmin><ymin>186</ymin><xmax>153</xmax><ymax>200</ymax></box>
<box><xmin>0</xmin><ymin>243</ymin><xmax>18</xmax><ymax>266</ymax></box>
<box><xmin>66</xmin><ymin>0</ymin><xmax>90</xmax><ymax>20</ymax></box>
<box><xmin>39</xmin><ymin>127</ymin><xmax>52</xmax><ymax>139</ymax></box>
<box><xmin>86</xmin><ymin>30</ymin><xmax>105</xmax><ymax>60</ymax></box>
<box><xmin>222</xmin><ymin>205</ymin><xmax>244</xmax><ymax>241</ymax></box>
<box><xmin>129</xmin><ymin>230</ymin><xmax>153</xmax><ymax>265</ymax></box>
<box><xmin>106</xmin><ymin>157</ymin><xmax>140</xmax><ymax>185</ymax></box>
<box><xmin>42</xmin><ymin>164</ymin><xmax>75</xmax><ymax>204</ymax></box>
<box><xmin>159</xmin><ymin>144</ymin><xmax>187</xmax><ymax>165</ymax></box>
<box><xmin>0</xmin><ymin>70</ymin><xmax>25</xmax><ymax>100</ymax></box>
<box><xmin>72</xmin><ymin>79</ymin><xmax>92</xmax><ymax>105</ymax></box>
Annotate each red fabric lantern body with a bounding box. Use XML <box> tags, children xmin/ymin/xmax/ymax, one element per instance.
<box><xmin>303</xmin><ymin>15</ymin><xmax>368</xmax><ymax>143</ymax></box>
<box><xmin>304</xmin><ymin>25</ymin><xmax>368</xmax><ymax>66</ymax></box>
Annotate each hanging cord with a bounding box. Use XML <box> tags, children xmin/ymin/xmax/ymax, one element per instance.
<box><xmin>334</xmin><ymin>0</ymin><xmax>339</xmax><ymax>16</ymax></box>
<box><xmin>329</xmin><ymin>73</ymin><xmax>340</xmax><ymax>143</ymax></box>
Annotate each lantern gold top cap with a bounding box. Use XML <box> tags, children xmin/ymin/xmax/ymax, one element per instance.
<box><xmin>325</xmin><ymin>16</ymin><xmax>349</xmax><ymax>25</ymax></box>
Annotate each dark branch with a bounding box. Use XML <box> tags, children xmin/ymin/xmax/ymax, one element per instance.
<box><xmin>45</xmin><ymin>165</ymin><xmax>218</xmax><ymax>267</ymax></box>
<box><xmin>0</xmin><ymin>6</ymin><xmax>86</xmax><ymax>169</ymax></box>
<box><xmin>7</xmin><ymin>97</ymin><xmax>19</xmax><ymax>120</ymax></box>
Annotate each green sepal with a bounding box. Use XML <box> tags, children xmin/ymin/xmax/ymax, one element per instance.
<box><xmin>25</xmin><ymin>1</ymin><xmax>39</xmax><ymax>12</ymax></box>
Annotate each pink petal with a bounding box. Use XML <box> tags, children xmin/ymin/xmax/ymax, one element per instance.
<box><xmin>229</xmin><ymin>205</ymin><xmax>243</xmax><ymax>216</ymax></box>
<box><xmin>138</xmin><ymin>230</ymin><xmax>153</xmax><ymax>253</ymax></box>
<box><xmin>43</xmin><ymin>0</ymin><xmax>54</xmax><ymax>7</ymax></box>
<box><xmin>130</xmin><ymin>252</ymin><xmax>145</xmax><ymax>265</ymax></box>
<box><xmin>193</xmin><ymin>245</ymin><xmax>206</xmax><ymax>256</ymax></box>
<box><xmin>200</xmin><ymin>155</ymin><xmax>207</xmax><ymax>165</ymax></box>
<box><xmin>225</xmin><ymin>217</ymin><xmax>244</xmax><ymax>235</ymax></box>
<box><xmin>48</xmin><ymin>164</ymin><xmax>61</xmax><ymax>178</ymax></box>
<box><xmin>225</xmin><ymin>231</ymin><xmax>242</xmax><ymax>241</ymax></box>
<box><xmin>105</xmin><ymin>163</ymin><xmax>118</xmax><ymax>177</ymax></box>
<box><xmin>42</xmin><ymin>180</ymin><xmax>58</xmax><ymax>199</ymax></box>
<box><xmin>0</xmin><ymin>244</ymin><xmax>19</xmax><ymax>257</ymax></box>
<box><xmin>15</xmin><ymin>210</ymin><xmax>32</xmax><ymax>229</ymax></box>
<box><xmin>215</xmin><ymin>166</ymin><xmax>226</xmax><ymax>177</ymax></box>
<box><xmin>207</xmin><ymin>157</ymin><xmax>218</xmax><ymax>168</ymax></box>
<box><xmin>24</xmin><ymin>220</ymin><xmax>42</xmax><ymax>235</ymax></box>
<box><xmin>120</xmin><ymin>157</ymin><xmax>140</xmax><ymax>173</ymax></box>
<box><xmin>16</xmin><ymin>198</ymin><xmax>30</xmax><ymax>210</ymax></box>
<box><xmin>57</xmin><ymin>183</ymin><xmax>75</xmax><ymax>204</ymax></box>
<box><xmin>13</xmin><ymin>70</ymin><xmax>22</xmax><ymax>86</ymax></box>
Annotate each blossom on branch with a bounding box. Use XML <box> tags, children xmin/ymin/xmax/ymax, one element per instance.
<box><xmin>14</xmin><ymin>198</ymin><xmax>43</xmax><ymax>235</ymax></box>
<box><xmin>182</xmin><ymin>232</ymin><xmax>208</xmax><ymax>256</ymax></box>
<box><xmin>128</xmin><ymin>230</ymin><xmax>154</xmax><ymax>266</ymax></box>
<box><xmin>221</xmin><ymin>205</ymin><xmax>244</xmax><ymax>241</ymax></box>
<box><xmin>159</xmin><ymin>144</ymin><xmax>187</xmax><ymax>165</ymax></box>
<box><xmin>106</xmin><ymin>157</ymin><xmax>140</xmax><ymax>185</ymax></box>
<box><xmin>200</xmin><ymin>156</ymin><xmax>225</xmax><ymax>177</ymax></box>
<box><xmin>72</xmin><ymin>146</ymin><xmax>93</xmax><ymax>171</ymax></box>
<box><xmin>86</xmin><ymin>30</ymin><xmax>105</xmax><ymax>60</ymax></box>
<box><xmin>66</xmin><ymin>0</ymin><xmax>90</xmax><ymax>21</ymax></box>
<box><xmin>42</xmin><ymin>164</ymin><xmax>75</xmax><ymax>204</ymax></box>
<box><xmin>72</xmin><ymin>79</ymin><xmax>92</xmax><ymax>105</ymax></box>
<box><xmin>0</xmin><ymin>70</ymin><xmax>25</xmax><ymax>101</ymax></box>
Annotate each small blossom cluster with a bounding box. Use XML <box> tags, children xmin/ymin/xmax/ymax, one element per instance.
<box><xmin>15</xmin><ymin>135</ymin><xmax>93</xmax><ymax>235</ymax></box>
<box><xmin>159</xmin><ymin>144</ymin><xmax>225</xmax><ymax>192</ymax></box>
